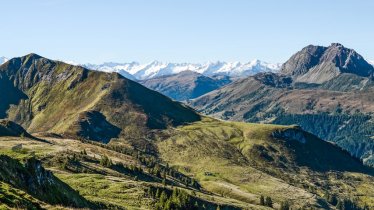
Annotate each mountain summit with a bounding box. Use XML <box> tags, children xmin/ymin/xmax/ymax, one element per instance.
<box><xmin>0</xmin><ymin>54</ymin><xmax>200</xmax><ymax>142</ymax></box>
<box><xmin>281</xmin><ymin>43</ymin><xmax>374</xmax><ymax>83</ymax></box>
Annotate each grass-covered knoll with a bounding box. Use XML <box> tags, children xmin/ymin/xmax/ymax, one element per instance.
<box><xmin>0</xmin><ymin>54</ymin><xmax>200</xmax><ymax>143</ymax></box>
<box><xmin>157</xmin><ymin>117</ymin><xmax>374</xmax><ymax>209</ymax></box>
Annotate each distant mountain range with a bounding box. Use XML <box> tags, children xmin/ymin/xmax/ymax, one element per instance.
<box><xmin>1</xmin><ymin>57</ymin><xmax>282</xmax><ymax>79</ymax></box>
<box><xmin>0</xmin><ymin>56</ymin><xmax>281</xmax><ymax>100</ymax></box>
<box><xmin>2</xmin><ymin>56</ymin><xmax>373</xmax><ymax>81</ymax></box>
<box><xmin>189</xmin><ymin>43</ymin><xmax>374</xmax><ymax>166</ymax></box>
<box><xmin>82</xmin><ymin>59</ymin><xmax>282</xmax><ymax>80</ymax></box>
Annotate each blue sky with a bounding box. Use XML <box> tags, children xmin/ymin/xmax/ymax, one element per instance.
<box><xmin>1</xmin><ymin>0</ymin><xmax>373</xmax><ymax>63</ymax></box>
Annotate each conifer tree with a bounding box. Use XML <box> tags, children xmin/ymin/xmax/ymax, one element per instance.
<box><xmin>280</xmin><ymin>201</ymin><xmax>290</xmax><ymax>210</ymax></box>
<box><xmin>260</xmin><ymin>195</ymin><xmax>265</xmax><ymax>205</ymax></box>
<box><xmin>265</xmin><ymin>196</ymin><xmax>273</xmax><ymax>207</ymax></box>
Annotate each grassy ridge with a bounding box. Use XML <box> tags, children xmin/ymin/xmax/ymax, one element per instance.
<box><xmin>157</xmin><ymin>118</ymin><xmax>374</xmax><ymax>209</ymax></box>
<box><xmin>0</xmin><ymin>54</ymin><xmax>200</xmax><ymax>143</ymax></box>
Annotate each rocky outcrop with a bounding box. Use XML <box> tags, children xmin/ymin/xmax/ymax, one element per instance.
<box><xmin>0</xmin><ymin>155</ymin><xmax>91</xmax><ymax>208</ymax></box>
<box><xmin>253</xmin><ymin>72</ymin><xmax>292</xmax><ymax>88</ymax></box>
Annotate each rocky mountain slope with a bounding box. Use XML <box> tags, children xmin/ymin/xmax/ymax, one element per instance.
<box><xmin>281</xmin><ymin>43</ymin><xmax>374</xmax><ymax>84</ymax></box>
<box><xmin>140</xmin><ymin>70</ymin><xmax>232</xmax><ymax>101</ymax></box>
<box><xmin>189</xmin><ymin>43</ymin><xmax>374</xmax><ymax>166</ymax></box>
<box><xmin>0</xmin><ymin>54</ymin><xmax>200</xmax><ymax>143</ymax></box>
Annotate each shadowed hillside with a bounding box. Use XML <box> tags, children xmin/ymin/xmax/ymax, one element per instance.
<box><xmin>140</xmin><ymin>70</ymin><xmax>232</xmax><ymax>101</ymax></box>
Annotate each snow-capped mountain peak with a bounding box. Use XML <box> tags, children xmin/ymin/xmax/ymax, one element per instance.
<box><xmin>83</xmin><ymin>59</ymin><xmax>281</xmax><ymax>80</ymax></box>
<box><xmin>1</xmin><ymin>55</ymin><xmax>282</xmax><ymax>80</ymax></box>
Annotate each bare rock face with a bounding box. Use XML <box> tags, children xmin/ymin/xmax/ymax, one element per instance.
<box><xmin>253</xmin><ymin>72</ymin><xmax>292</xmax><ymax>88</ymax></box>
<box><xmin>281</xmin><ymin>43</ymin><xmax>374</xmax><ymax>84</ymax></box>
<box><xmin>281</xmin><ymin>45</ymin><xmax>326</xmax><ymax>77</ymax></box>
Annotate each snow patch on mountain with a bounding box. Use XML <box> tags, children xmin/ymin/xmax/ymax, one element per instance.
<box><xmin>0</xmin><ymin>57</ymin><xmax>8</xmax><ymax>65</ymax></box>
<box><xmin>60</xmin><ymin>60</ymin><xmax>80</xmax><ymax>66</ymax></box>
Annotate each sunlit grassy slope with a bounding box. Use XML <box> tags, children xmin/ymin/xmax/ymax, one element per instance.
<box><xmin>1</xmin><ymin>112</ymin><xmax>373</xmax><ymax>209</ymax></box>
<box><xmin>0</xmin><ymin>135</ymin><xmax>259</xmax><ymax>209</ymax></box>
<box><xmin>0</xmin><ymin>117</ymin><xmax>373</xmax><ymax>209</ymax></box>
<box><xmin>158</xmin><ymin>117</ymin><xmax>374</xmax><ymax>209</ymax></box>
